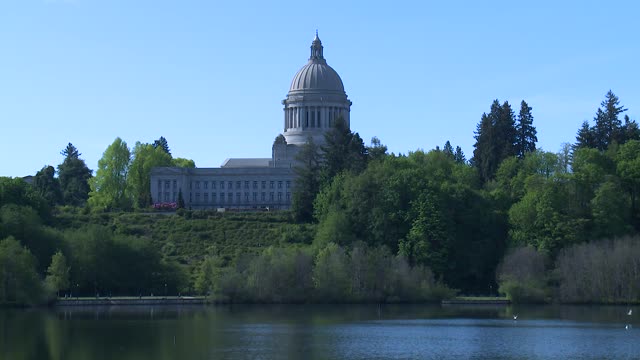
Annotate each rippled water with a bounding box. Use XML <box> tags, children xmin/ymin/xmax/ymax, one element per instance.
<box><xmin>1</xmin><ymin>304</ymin><xmax>638</xmax><ymax>359</ymax></box>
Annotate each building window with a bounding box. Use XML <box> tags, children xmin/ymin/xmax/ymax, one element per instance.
<box><xmin>204</xmin><ymin>181</ymin><xmax>208</xmax><ymax>189</ymax></box>
<box><xmin>220</xmin><ymin>181</ymin><xmax>225</xmax><ymax>189</ymax></box>
<box><xmin>158</xmin><ymin>192</ymin><xmax>161</xmax><ymax>201</ymax></box>
<box><xmin>261</xmin><ymin>192</ymin><xmax>266</xmax><ymax>201</ymax></box>
<box><xmin>196</xmin><ymin>181</ymin><xmax>200</xmax><ymax>189</ymax></box>
<box><xmin>220</xmin><ymin>193</ymin><xmax>225</xmax><ymax>203</ymax></box>
<box><xmin>270</xmin><ymin>192</ymin><xmax>274</xmax><ymax>201</ymax></box>
<box><xmin>253</xmin><ymin>192</ymin><xmax>257</xmax><ymax>201</ymax></box>
<box><xmin>253</xmin><ymin>181</ymin><xmax>258</xmax><ymax>189</ymax></box>
<box><xmin>212</xmin><ymin>193</ymin><xmax>217</xmax><ymax>203</ymax></box>
<box><xmin>278</xmin><ymin>192</ymin><xmax>282</xmax><ymax>201</ymax></box>
<box><xmin>228</xmin><ymin>193</ymin><xmax>233</xmax><ymax>203</ymax></box>
<box><xmin>212</xmin><ymin>181</ymin><xmax>216</xmax><ymax>189</ymax></box>
<box><xmin>204</xmin><ymin>192</ymin><xmax>209</xmax><ymax>202</ymax></box>
<box><xmin>236</xmin><ymin>181</ymin><xmax>241</xmax><ymax>189</ymax></box>
<box><xmin>286</xmin><ymin>180</ymin><xmax>291</xmax><ymax>189</ymax></box>
<box><xmin>173</xmin><ymin>192</ymin><xmax>177</xmax><ymax>202</ymax></box>
<box><xmin>286</xmin><ymin>192</ymin><xmax>290</xmax><ymax>201</ymax></box>
<box><xmin>157</xmin><ymin>180</ymin><xmax>161</xmax><ymax>190</ymax></box>
<box><xmin>164</xmin><ymin>192</ymin><xmax>169</xmax><ymax>201</ymax></box>
<box><xmin>244</xmin><ymin>192</ymin><xmax>249</xmax><ymax>202</ymax></box>
<box><xmin>261</xmin><ymin>181</ymin><xmax>266</xmax><ymax>189</ymax></box>
<box><xmin>270</xmin><ymin>181</ymin><xmax>274</xmax><ymax>189</ymax></box>
<box><xmin>195</xmin><ymin>193</ymin><xmax>200</xmax><ymax>202</ymax></box>
<box><xmin>228</xmin><ymin>181</ymin><xmax>233</xmax><ymax>189</ymax></box>
<box><xmin>244</xmin><ymin>181</ymin><xmax>249</xmax><ymax>189</ymax></box>
<box><xmin>189</xmin><ymin>192</ymin><xmax>192</xmax><ymax>202</ymax></box>
<box><xmin>165</xmin><ymin>181</ymin><xmax>170</xmax><ymax>189</ymax></box>
<box><xmin>173</xmin><ymin>180</ymin><xmax>177</xmax><ymax>189</ymax></box>
<box><xmin>236</xmin><ymin>192</ymin><xmax>241</xmax><ymax>203</ymax></box>
<box><xmin>278</xmin><ymin>181</ymin><xmax>282</xmax><ymax>189</ymax></box>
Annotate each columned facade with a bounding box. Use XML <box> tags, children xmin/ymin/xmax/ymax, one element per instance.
<box><xmin>282</xmin><ymin>32</ymin><xmax>351</xmax><ymax>146</ymax></box>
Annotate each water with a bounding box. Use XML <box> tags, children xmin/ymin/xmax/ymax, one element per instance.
<box><xmin>1</xmin><ymin>304</ymin><xmax>638</xmax><ymax>359</ymax></box>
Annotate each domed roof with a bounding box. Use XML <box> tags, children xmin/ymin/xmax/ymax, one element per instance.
<box><xmin>289</xmin><ymin>32</ymin><xmax>345</xmax><ymax>93</ymax></box>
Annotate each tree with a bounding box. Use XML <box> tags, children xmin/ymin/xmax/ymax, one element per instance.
<box><xmin>594</xmin><ymin>90</ymin><xmax>626</xmax><ymax>150</ymax></box>
<box><xmin>57</xmin><ymin>143</ymin><xmax>92</xmax><ymax>206</ymax></box>
<box><xmin>472</xmin><ymin>100</ymin><xmax>517</xmax><ymax>183</ymax></box>
<box><xmin>292</xmin><ymin>137</ymin><xmax>322</xmax><ymax>222</ymax></box>
<box><xmin>127</xmin><ymin>142</ymin><xmax>173</xmax><ymax>208</ymax></box>
<box><xmin>515</xmin><ymin>100</ymin><xmax>537</xmax><ymax>158</ymax></box>
<box><xmin>575</xmin><ymin>120</ymin><xmax>596</xmax><ymax>149</ymax></box>
<box><xmin>443</xmin><ymin>141</ymin><xmax>454</xmax><ymax>158</ymax></box>
<box><xmin>454</xmin><ymin>146</ymin><xmax>466</xmax><ymax>164</ymax></box>
<box><xmin>321</xmin><ymin>117</ymin><xmax>368</xmax><ymax>182</ymax></box>
<box><xmin>367</xmin><ymin>136</ymin><xmax>387</xmax><ymax>162</ymax></box>
<box><xmin>88</xmin><ymin>137</ymin><xmax>131</xmax><ymax>211</ymax></box>
<box><xmin>45</xmin><ymin>251</ymin><xmax>70</xmax><ymax>297</ymax></box>
<box><xmin>171</xmin><ymin>158</ymin><xmax>196</xmax><ymax>168</ymax></box>
<box><xmin>152</xmin><ymin>136</ymin><xmax>171</xmax><ymax>156</ymax></box>
<box><xmin>33</xmin><ymin>165</ymin><xmax>62</xmax><ymax>206</ymax></box>
<box><xmin>0</xmin><ymin>236</ymin><xmax>43</xmax><ymax>305</ymax></box>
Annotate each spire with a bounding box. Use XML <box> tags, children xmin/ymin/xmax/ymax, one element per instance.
<box><xmin>310</xmin><ymin>30</ymin><xmax>324</xmax><ymax>62</ymax></box>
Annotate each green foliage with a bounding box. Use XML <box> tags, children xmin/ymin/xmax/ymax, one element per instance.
<box><xmin>0</xmin><ymin>237</ymin><xmax>43</xmax><ymax>305</ymax></box>
<box><xmin>152</xmin><ymin>136</ymin><xmax>171</xmax><ymax>156</ymax></box>
<box><xmin>89</xmin><ymin>137</ymin><xmax>132</xmax><ymax>211</ymax></box>
<box><xmin>171</xmin><ymin>157</ymin><xmax>196</xmax><ymax>168</ymax></box>
<box><xmin>45</xmin><ymin>251</ymin><xmax>70</xmax><ymax>297</ymax></box>
<box><xmin>127</xmin><ymin>142</ymin><xmax>173</xmax><ymax>208</ymax></box>
<box><xmin>0</xmin><ymin>177</ymin><xmax>50</xmax><ymax>221</ymax></box>
<box><xmin>515</xmin><ymin>100</ymin><xmax>537</xmax><ymax>158</ymax></box>
<box><xmin>57</xmin><ymin>143</ymin><xmax>92</xmax><ymax>207</ymax></box>
<box><xmin>33</xmin><ymin>165</ymin><xmax>62</xmax><ymax>206</ymax></box>
<box><xmin>292</xmin><ymin>137</ymin><xmax>322</xmax><ymax>222</ymax></box>
<box><xmin>473</xmin><ymin>100</ymin><xmax>519</xmax><ymax>183</ymax></box>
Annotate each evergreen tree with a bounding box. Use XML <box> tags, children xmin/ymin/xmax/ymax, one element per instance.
<box><xmin>515</xmin><ymin>100</ymin><xmax>537</xmax><ymax>158</ymax></box>
<box><xmin>177</xmin><ymin>189</ymin><xmax>185</xmax><ymax>208</ymax></box>
<box><xmin>292</xmin><ymin>137</ymin><xmax>322</xmax><ymax>222</ymax></box>
<box><xmin>153</xmin><ymin>136</ymin><xmax>171</xmax><ymax>156</ymax></box>
<box><xmin>443</xmin><ymin>141</ymin><xmax>454</xmax><ymax>158</ymax></box>
<box><xmin>593</xmin><ymin>90</ymin><xmax>626</xmax><ymax>150</ymax></box>
<box><xmin>575</xmin><ymin>120</ymin><xmax>596</xmax><ymax>149</ymax></box>
<box><xmin>622</xmin><ymin>115</ymin><xmax>640</xmax><ymax>143</ymax></box>
<box><xmin>454</xmin><ymin>146</ymin><xmax>466</xmax><ymax>164</ymax></box>
<box><xmin>57</xmin><ymin>143</ymin><xmax>92</xmax><ymax>206</ymax></box>
<box><xmin>472</xmin><ymin>100</ymin><xmax>517</xmax><ymax>182</ymax></box>
<box><xmin>321</xmin><ymin>117</ymin><xmax>368</xmax><ymax>182</ymax></box>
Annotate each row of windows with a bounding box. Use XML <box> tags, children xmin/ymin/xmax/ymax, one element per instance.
<box><xmin>156</xmin><ymin>191</ymin><xmax>292</xmax><ymax>204</ymax></box>
<box><xmin>187</xmin><ymin>192</ymin><xmax>291</xmax><ymax>203</ymax></box>
<box><xmin>190</xmin><ymin>180</ymin><xmax>291</xmax><ymax>190</ymax></box>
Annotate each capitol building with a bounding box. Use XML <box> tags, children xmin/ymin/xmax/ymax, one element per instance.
<box><xmin>150</xmin><ymin>32</ymin><xmax>352</xmax><ymax>209</ymax></box>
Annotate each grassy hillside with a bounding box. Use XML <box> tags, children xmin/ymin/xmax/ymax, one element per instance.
<box><xmin>53</xmin><ymin>209</ymin><xmax>316</xmax><ymax>267</ymax></box>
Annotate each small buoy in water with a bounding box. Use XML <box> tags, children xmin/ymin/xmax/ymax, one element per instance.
<box><xmin>628</xmin><ymin>309</ymin><xmax>633</xmax><ymax>316</ymax></box>
<box><xmin>625</xmin><ymin>325</ymin><xmax>630</xmax><ymax>330</ymax></box>
<box><xmin>513</xmin><ymin>315</ymin><xmax>518</xmax><ymax>320</ymax></box>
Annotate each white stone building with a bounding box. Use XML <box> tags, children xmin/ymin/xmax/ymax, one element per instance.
<box><xmin>150</xmin><ymin>32</ymin><xmax>351</xmax><ymax>210</ymax></box>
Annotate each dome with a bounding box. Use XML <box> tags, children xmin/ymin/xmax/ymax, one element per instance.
<box><xmin>288</xmin><ymin>32</ymin><xmax>345</xmax><ymax>93</ymax></box>
<box><xmin>289</xmin><ymin>62</ymin><xmax>345</xmax><ymax>92</ymax></box>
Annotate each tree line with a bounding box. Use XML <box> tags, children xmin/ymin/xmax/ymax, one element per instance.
<box><xmin>2</xmin><ymin>90</ymin><xmax>640</xmax><ymax>305</ymax></box>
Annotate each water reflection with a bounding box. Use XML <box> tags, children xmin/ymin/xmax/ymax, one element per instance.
<box><xmin>1</xmin><ymin>304</ymin><xmax>638</xmax><ymax>360</ymax></box>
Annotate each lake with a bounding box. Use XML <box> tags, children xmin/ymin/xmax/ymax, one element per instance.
<box><xmin>1</xmin><ymin>304</ymin><xmax>638</xmax><ymax>359</ymax></box>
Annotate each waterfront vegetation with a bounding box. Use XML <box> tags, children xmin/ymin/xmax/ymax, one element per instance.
<box><xmin>2</xmin><ymin>91</ymin><xmax>640</xmax><ymax>306</ymax></box>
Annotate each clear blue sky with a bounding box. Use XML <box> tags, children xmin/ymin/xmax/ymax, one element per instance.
<box><xmin>1</xmin><ymin>0</ymin><xmax>638</xmax><ymax>177</ymax></box>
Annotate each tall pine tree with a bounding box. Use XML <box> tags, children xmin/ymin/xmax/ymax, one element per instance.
<box><xmin>57</xmin><ymin>143</ymin><xmax>92</xmax><ymax>206</ymax></box>
<box><xmin>472</xmin><ymin>100</ymin><xmax>517</xmax><ymax>183</ymax></box>
<box><xmin>515</xmin><ymin>100</ymin><xmax>537</xmax><ymax>158</ymax></box>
